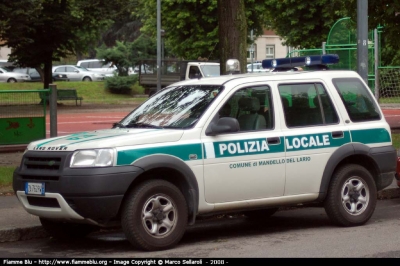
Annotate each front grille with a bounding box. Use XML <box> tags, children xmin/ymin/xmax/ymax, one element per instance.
<box><xmin>27</xmin><ymin>197</ymin><xmax>60</xmax><ymax>208</ymax></box>
<box><xmin>24</xmin><ymin>156</ymin><xmax>62</xmax><ymax>170</ymax></box>
<box><xmin>21</xmin><ymin>175</ymin><xmax>59</xmax><ymax>181</ymax></box>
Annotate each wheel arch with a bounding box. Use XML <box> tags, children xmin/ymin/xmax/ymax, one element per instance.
<box><xmin>120</xmin><ymin>154</ymin><xmax>199</xmax><ymax>225</ymax></box>
<box><xmin>317</xmin><ymin>143</ymin><xmax>382</xmax><ymax>202</ymax></box>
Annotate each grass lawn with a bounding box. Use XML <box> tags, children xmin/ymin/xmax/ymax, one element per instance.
<box><xmin>0</xmin><ymin>81</ymin><xmax>148</xmax><ymax>105</ymax></box>
<box><xmin>392</xmin><ymin>133</ymin><xmax>400</xmax><ymax>151</ymax></box>
<box><xmin>0</xmin><ymin>167</ymin><xmax>16</xmax><ymax>193</ymax></box>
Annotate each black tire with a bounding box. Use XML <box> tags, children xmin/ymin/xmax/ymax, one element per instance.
<box><xmin>121</xmin><ymin>179</ymin><xmax>188</xmax><ymax>251</ymax></box>
<box><xmin>244</xmin><ymin>208</ymin><xmax>279</xmax><ymax>220</ymax></box>
<box><xmin>324</xmin><ymin>164</ymin><xmax>377</xmax><ymax>227</ymax></box>
<box><xmin>7</xmin><ymin>78</ymin><xmax>17</xmax><ymax>83</ymax></box>
<box><xmin>39</xmin><ymin>218</ymin><xmax>97</xmax><ymax>239</ymax></box>
<box><xmin>82</xmin><ymin>76</ymin><xmax>92</xmax><ymax>81</ymax></box>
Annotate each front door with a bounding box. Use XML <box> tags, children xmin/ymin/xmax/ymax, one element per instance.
<box><xmin>202</xmin><ymin>84</ymin><xmax>286</xmax><ymax>204</ymax></box>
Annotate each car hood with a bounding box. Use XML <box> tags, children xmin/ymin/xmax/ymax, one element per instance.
<box><xmin>27</xmin><ymin>128</ymin><xmax>184</xmax><ymax>152</ymax></box>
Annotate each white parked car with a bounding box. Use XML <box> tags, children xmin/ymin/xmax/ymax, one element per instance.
<box><xmin>247</xmin><ymin>62</ymin><xmax>270</xmax><ymax>73</ymax></box>
<box><xmin>0</xmin><ymin>67</ymin><xmax>31</xmax><ymax>83</ymax></box>
<box><xmin>52</xmin><ymin>65</ymin><xmax>106</xmax><ymax>81</ymax></box>
<box><xmin>76</xmin><ymin>59</ymin><xmax>117</xmax><ymax>77</ymax></box>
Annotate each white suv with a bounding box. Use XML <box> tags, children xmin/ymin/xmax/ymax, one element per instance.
<box><xmin>76</xmin><ymin>59</ymin><xmax>117</xmax><ymax>76</ymax></box>
<box><xmin>13</xmin><ymin>55</ymin><xmax>397</xmax><ymax>251</ymax></box>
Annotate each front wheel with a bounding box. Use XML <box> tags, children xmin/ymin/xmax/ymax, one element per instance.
<box><xmin>82</xmin><ymin>76</ymin><xmax>92</xmax><ymax>81</ymax></box>
<box><xmin>7</xmin><ymin>78</ymin><xmax>17</xmax><ymax>83</ymax></box>
<box><xmin>324</xmin><ymin>164</ymin><xmax>377</xmax><ymax>227</ymax></box>
<box><xmin>121</xmin><ymin>179</ymin><xmax>188</xmax><ymax>251</ymax></box>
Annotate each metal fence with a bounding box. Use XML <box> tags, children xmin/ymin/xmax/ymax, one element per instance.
<box><xmin>0</xmin><ymin>89</ymin><xmax>49</xmax><ymax>145</ymax></box>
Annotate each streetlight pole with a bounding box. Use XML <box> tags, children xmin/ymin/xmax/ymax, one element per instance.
<box><xmin>357</xmin><ymin>0</ymin><xmax>368</xmax><ymax>83</ymax></box>
<box><xmin>250</xmin><ymin>29</ymin><xmax>254</xmax><ymax>73</ymax></box>
<box><xmin>157</xmin><ymin>0</ymin><xmax>161</xmax><ymax>92</ymax></box>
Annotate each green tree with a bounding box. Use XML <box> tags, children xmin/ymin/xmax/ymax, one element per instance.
<box><xmin>138</xmin><ymin>0</ymin><xmax>271</xmax><ymax>65</ymax></box>
<box><xmin>90</xmin><ymin>0</ymin><xmax>142</xmax><ymax>58</ymax></box>
<box><xmin>96</xmin><ymin>35</ymin><xmax>157</xmax><ymax>76</ymax></box>
<box><xmin>261</xmin><ymin>0</ymin><xmax>348</xmax><ymax>49</ymax></box>
<box><xmin>0</xmin><ymin>0</ymin><xmax>129</xmax><ymax>88</ymax></box>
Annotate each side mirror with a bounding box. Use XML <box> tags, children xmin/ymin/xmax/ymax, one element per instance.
<box><xmin>205</xmin><ymin>117</ymin><xmax>240</xmax><ymax>136</ymax></box>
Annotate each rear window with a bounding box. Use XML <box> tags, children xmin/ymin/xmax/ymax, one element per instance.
<box><xmin>332</xmin><ymin>78</ymin><xmax>381</xmax><ymax>122</ymax></box>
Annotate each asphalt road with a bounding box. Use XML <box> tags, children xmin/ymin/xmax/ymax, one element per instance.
<box><xmin>1</xmin><ymin>198</ymin><xmax>400</xmax><ymax>258</ymax></box>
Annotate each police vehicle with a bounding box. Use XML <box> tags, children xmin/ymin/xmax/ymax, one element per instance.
<box><xmin>13</xmin><ymin>54</ymin><xmax>397</xmax><ymax>251</ymax></box>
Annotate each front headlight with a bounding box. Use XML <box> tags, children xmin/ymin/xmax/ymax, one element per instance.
<box><xmin>70</xmin><ymin>149</ymin><xmax>115</xmax><ymax>168</ymax></box>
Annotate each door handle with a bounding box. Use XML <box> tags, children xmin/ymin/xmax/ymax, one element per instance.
<box><xmin>267</xmin><ymin>137</ymin><xmax>281</xmax><ymax>144</ymax></box>
<box><xmin>332</xmin><ymin>131</ymin><xmax>344</xmax><ymax>138</ymax></box>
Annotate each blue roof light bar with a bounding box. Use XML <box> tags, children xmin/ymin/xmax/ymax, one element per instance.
<box><xmin>262</xmin><ymin>54</ymin><xmax>339</xmax><ymax>69</ymax></box>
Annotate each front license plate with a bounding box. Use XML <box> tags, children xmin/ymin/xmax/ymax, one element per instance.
<box><xmin>25</xmin><ymin>182</ymin><xmax>45</xmax><ymax>195</ymax></box>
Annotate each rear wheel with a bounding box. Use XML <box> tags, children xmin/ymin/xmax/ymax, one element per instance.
<box><xmin>39</xmin><ymin>218</ymin><xmax>97</xmax><ymax>239</ymax></box>
<box><xmin>7</xmin><ymin>78</ymin><xmax>17</xmax><ymax>83</ymax></box>
<box><xmin>324</xmin><ymin>164</ymin><xmax>377</xmax><ymax>227</ymax></box>
<box><xmin>121</xmin><ymin>179</ymin><xmax>188</xmax><ymax>251</ymax></box>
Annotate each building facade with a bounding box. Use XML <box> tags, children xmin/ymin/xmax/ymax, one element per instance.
<box><xmin>248</xmin><ymin>29</ymin><xmax>292</xmax><ymax>63</ymax></box>
<box><xmin>0</xmin><ymin>40</ymin><xmax>11</xmax><ymax>60</ymax></box>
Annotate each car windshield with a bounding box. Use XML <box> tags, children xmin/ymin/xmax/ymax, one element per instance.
<box><xmin>116</xmin><ymin>85</ymin><xmax>223</xmax><ymax>129</ymax></box>
<box><xmin>0</xmin><ymin>67</ymin><xmax>10</xmax><ymax>72</ymax></box>
<box><xmin>200</xmin><ymin>65</ymin><xmax>220</xmax><ymax>77</ymax></box>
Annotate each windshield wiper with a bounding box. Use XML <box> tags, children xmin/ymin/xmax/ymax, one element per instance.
<box><xmin>126</xmin><ymin>123</ymin><xmax>163</xmax><ymax>129</ymax></box>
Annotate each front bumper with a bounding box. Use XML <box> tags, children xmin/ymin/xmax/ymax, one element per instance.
<box><xmin>13</xmin><ymin>151</ymin><xmax>143</xmax><ymax>223</ymax></box>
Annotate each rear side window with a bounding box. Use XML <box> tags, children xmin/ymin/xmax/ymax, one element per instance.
<box><xmin>89</xmin><ymin>61</ymin><xmax>104</xmax><ymax>68</ymax></box>
<box><xmin>332</xmin><ymin>78</ymin><xmax>381</xmax><ymax>122</ymax></box>
<box><xmin>279</xmin><ymin>83</ymin><xmax>339</xmax><ymax>127</ymax></box>
<box><xmin>80</xmin><ymin>62</ymin><xmax>90</xmax><ymax>68</ymax></box>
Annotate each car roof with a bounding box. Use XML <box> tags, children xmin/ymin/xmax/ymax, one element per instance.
<box><xmin>77</xmin><ymin>59</ymin><xmax>104</xmax><ymax>63</ymax></box>
<box><xmin>169</xmin><ymin>70</ymin><xmax>362</xmax><ymax>87</ymax></box>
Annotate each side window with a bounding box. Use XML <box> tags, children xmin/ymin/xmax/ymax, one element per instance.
<box><xmin>90</xmin><ymin>61</ymin><xmax>103</xmax><ymax>68</ymax></box>
<box><xmin>54</xmin><ymin>67</ymin><xmax>64</xmax><ymax>73</ymax></box>
<box><xmin>332</xmin><ymin>78</ymin><xmax>380</xmax><ymax>122</ymax></box>
<box><xmin>217</xmin><ymin>86</ymin><xmax>273</xmax><ymax>131</ymax></box>
<box><xmin>80</xmin><ymin>62</ymin><xmax>89</xmax><ymax>68</ymax></box>
<box><xmin>66</xmin><ymin>67</ymin><xmax>76</xmax><ymax>72</ymax></box>
<box><xmin>279</xmin><ymin>83</ymin><xmax>338</xmax><ymax>127</ymax></box>
<box><xmin>189</xmin><ymin>66</ymin><xmax>201</xmax><ymax>79</ymax></box>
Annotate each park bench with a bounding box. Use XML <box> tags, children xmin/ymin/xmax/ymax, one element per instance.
<box><xmin>39</xmin><ymin>89</ymin><xmax>83</xmax><ymax>106</ymax></box>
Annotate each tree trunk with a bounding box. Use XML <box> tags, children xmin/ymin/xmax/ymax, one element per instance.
<box><xmin>217</xmin><ymin>0</ymin><xmax>247</xmax><ymax>74</ymax></box>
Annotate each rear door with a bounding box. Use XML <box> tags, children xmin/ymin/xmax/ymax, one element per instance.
<box><xmin>332</xmin><ymin>77</ymin><xmax>391</xmax><ymax>148</ymax></box>
<box><xmin>278</xmin><ymin>82</ymin><xmax>350</xmax><ymax>196</ymax></box>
